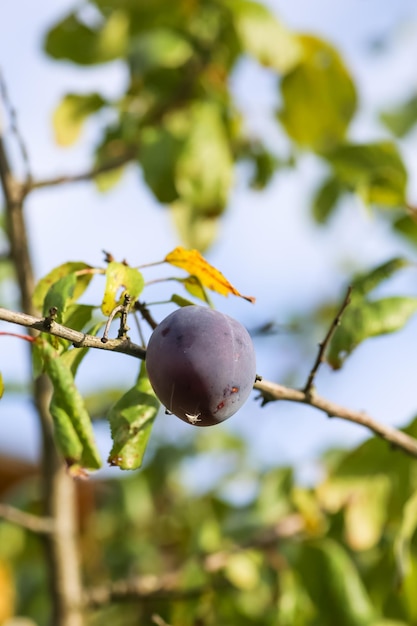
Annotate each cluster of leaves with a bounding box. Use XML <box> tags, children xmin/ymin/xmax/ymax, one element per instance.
<box><xmin>44</xmin><ymin>0</ymin><xmax>415</xmax><ymax>251</ymax></box>
<box><xmin>23</xmin><ymin>247</ymin><xmax>253</xmax><ymax>474</ymax></box>
<box><xmin>2</xmin><ymin>245</ymin><xmax>416</xmax><ymax>479</ymax></box>
<box><xmin>3</xmin><ymin>421</ymin><xmax>417</xmax><ymax>625</ymax></box>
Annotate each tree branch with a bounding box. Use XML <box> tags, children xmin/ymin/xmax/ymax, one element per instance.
<box><xmin>254</xmin><ymin>379</ymin><xmax>417</xmax><ymax>457</ymax></box>
<box><xmin>0</xmin><ymin>503</ymin><xmax>55</xmax><ymax>534</ymax></box>
<box><xmin>28</xmin><ymin>151</ymin><xmax>135</xmax><ymax>194</ymax></box>
<box><xmin>304</xmin><ymin>285</ymin><xmax>352</xmax><ymax>394</ymax></box>
<box><xmin>2</xmin><ymin>303</ymin><xmax>417</xmax><ymax>458</ymax></box>
<box><xmin>0</xmin><ymin>84</ymin><xmax>85</xmax><ymax>626</ymax></box>
<box><xmin>84</xmin><ymin>576</ymin><xmax>213</xmax><ymax>608</ymax></box>
<box><xmin>0</xmin><ymin>307</ymin><xmax>146</xmax><ymax>359</ymax></box>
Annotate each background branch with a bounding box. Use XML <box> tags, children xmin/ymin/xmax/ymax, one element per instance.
<box><xmin>83</xmin><ymin>513</ymin><xmax>304</xmax><ymax>608</ymax></box>
<box><xmin>0</xmin><ymin>503</ymin><xmax>55</xmax><ymax>534</ymax></box>
<box><xmin>28</xmin><ymin>151</ymin><xmax>135</xmax><ymax>193</ymax></box>
<box><xmin>0</xmin><ymin>86</ymin><xmax>85</xmax><ymax>626</ymax></box>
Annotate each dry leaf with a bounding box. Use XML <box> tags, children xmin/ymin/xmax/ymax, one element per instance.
<box><xmin>165</xmin><ymin>247</ymin><xmax>255</xmax><ymax>303</ymax></box>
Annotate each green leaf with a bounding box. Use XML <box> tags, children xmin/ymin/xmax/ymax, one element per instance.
<box><xmin>328</xmin><ymin>413</ymin><xmax>417</xmax><ymax>520</ymax></box>
<box><xmin>278</xmin><ymin>35</ymin><xmax>357</xmax><ymax>151</ymax></box>
<box><xmin>227</xmin><ymin>0</ymin><xmax>301</xmax><ymax>73</ymax></box>
<box><xmin>53</xmin><ymin>93</ymin><xmax>106</xmax><ymax>146</ymax></box>
<box><xmin>63</xmin><ymin>304</ymin><xmax>96</xmax><ymax>334</ymax></box>
<box><xmin>59</xmin><ymin>321</ymin><xmax>103</xmax><ymax>377</ymax></box>
<box><xmin>324</xmin><ymin>141</ymin><xmax>408</xmax><ymax>207</ymax></box>
<box><xmin>107</xmin><ymin>363</ymin><xmax>159</xmax><ymax>470</ymax></box>
<box><xmin>42</xmin><ymin>273</ymin><xmax>77</xmax><ymax>323</ymax></box>
<box><xmin>170</xmin><ymin>294</ymin><xmax>197</xmax><ymax>308</ymax></box>
<box><xmin>44</xmin><ymin>10</ymin><xmax>128</xmax><ymax>65</ymax></box>
<box><xmin>393</xmin><ymin>214</ymin><xmax>417</xmax><ymax>247</ymax></box>
<box><xmin>182</xmin><ymin>275</ymin><xmax>212</xmax><ymax>305</ymax></box>
<box><xmin>380</xmin><ymin>94</ymin><xmax>417</xmax><ymax>138</ymax></box>
<box><xmin>171</xmin><ymin>200</ymin><xmax>220</xmax><ymax>252</ymax></box>
<box><xmin>312</xmin><ymin>176</ymin><xmax>344</xmax><ymax>223</ymax></box>
<box><xmin>351</xmin><ymin>257</ymin><xmax>410</xmax><ymax>295</ymax></box>
<box><xmin>175</xmin><ymin>101</ymin><xmax>234</xmax><ymax>214</ymax></box>
<box><xmin>101</xmin><ymin>262</ymin><xmax>144</xmax><ymax>316</ymax></box>
<box><xmin>140</xmin><ymin>125</ymin><xmax>183</xmax><ymax>203</ymax></box>
<box><xmin>248</xmin><ymin>146</ymin><xmax>279</xmax><ymax>190</ymax></box>
<box><xmin>394</xmin><ymin>489</ymin><xmax>417</xmax><ymax>583</ymax></box>
<box><xmin>328</xmin><ymin>296</ymin><xmax>417</xmax><ymax>369</ymax></box>
<box><xmin>39</xmin><ymin>340</ymin><xmax>101</xmax><ymax>470</ymax></box>
<box><xmin>129</xmin><ymin>28</ymin><xmax>193</xmax><ymax>73</ymax></box>
<box><xmin>298</xmin><ymin>539</ymin><xmax>376</xmax><ymax>626</ymax></box>
<box><xmin>33</xmin><ymin>262</ymin><xmax>93</xmax><ymax>312</ymax></box>
<box><xmin>224</xmin><ymin>551</ymin><xmax>261</xmax><ymax>590</ymax></box>
<box><xmin>0</xmin><ymin>372</ymin><xmax>3</xmax><ymax>399</ymax></box>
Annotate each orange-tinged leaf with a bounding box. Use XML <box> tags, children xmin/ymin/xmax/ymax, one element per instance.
<box><xmin>164</xmin><ymin>247</ymin><xmax>255</xmax><ymax>303</ymax></box>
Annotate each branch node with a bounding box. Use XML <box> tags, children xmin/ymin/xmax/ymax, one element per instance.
<box><xmin>43</xmin><ymin>306</ymin><xmax>58</xmax><ymax>331</ymax></box>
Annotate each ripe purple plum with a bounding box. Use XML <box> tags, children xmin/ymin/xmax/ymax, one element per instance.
<box><xmin>146</xmin><ymin>305</ymin><xmax>256</xmax><ymax>426</ymax></box>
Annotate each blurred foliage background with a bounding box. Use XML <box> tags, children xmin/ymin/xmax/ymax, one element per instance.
<box><xmin>2</xmin><ymin>0</ymin><xmax>417</xmax><ymax>624</ymax></box>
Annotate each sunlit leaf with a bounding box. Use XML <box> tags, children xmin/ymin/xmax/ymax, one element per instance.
<box><xmin>33</xmin><ymin>262</ymin><xmax>93</xmax><ymax>312</ymax></box>
<box><xmin>165</xmin><ymin>246</ymin><xmax>255</xmax><ymax>302</ymax></box>
<box><xmin>380</xmin><ymin>94</ymin><xmax>417</xmax><ymax>138</ymax></box>
<box><xmin>53</xmin><ymin>93</ymin><xmax>106</xmax><ymax>146</ymax></box>
<box><xmin>170</xmin><ymin>200</ymin><xmax>220</xmax><ymax>252</ymax></box>
<box><xmin>94</xmin><ymin>165</ymin><xmax>126</xmax><ymax>193</ymax></box>
<box><xmin>324</xmin><ymin>141</ymin><xmax>408</xmax><ymax>207</ymax></box>
<box><xmin>107</xmin><ymin>363</ymin><xmax>159</xmax><ymax>470</ymax></box>
<box><xmin>44</xmin><ymin>10</ymin><xmax>128</xmax><ymax>65</ymax></box>
<box><xmin>278</xmin><ymin>35</ymin><xmax>357</xmax><ymax>151</ymax></box>
<box><xmin>228</xmin><ymin>0</ymin><xmax>301</xmax><ymax>73</ymax></box>
<box><xmin>101</xmin><ymin>262</ymin><xmax>144</xmax><ymax>316</ymax></box>
<box><xmin>129</xmin><ymin>28</ymin><xmax>193</xmax><ymax>73</ymax></box>
<box><xmin>181</xmin><ymin>275</ymin><xmax>212</xmax><ymax>304</ymax></box>
<box><xmin>298</xmin><ymin>539</ymin><xmax>376</xmax><ymax>626</ymax></box>
<box><xmin>317</xmin><ymin>476</ymin><xmax>391</xmax><ymax>550</ymax></box>
<box><xmin>0</xmin><ymin>373</ymin><xmax>3</xmax><ymax>399</ymax></box>
<box><xmin>224</xmin><ymin>551</ymin><xmax>261</xmax><ymax>590</ymax></box>
<box><xmin>39</xmin><ymin>340</ymin><xmax>101</xmax><ymax>470</ymax></box>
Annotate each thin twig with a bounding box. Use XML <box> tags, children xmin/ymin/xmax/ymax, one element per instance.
<box><xmin>27</xmin><ymin>151</ymin><xmax>135</xmax><ymax>194</ymax></box>
<box><xmin>304</xmin><ymin>285</ymin><xmax>352</xmax><ymax>394</ymax></box>
<box><xmin>135</xmin><ymin>300</ymin><xmax>158</xmax><ymax>330</ymax></box>
<box><xmin>0</xmin><ymin>307</ymin><xmax>146</xmax><ymax>359</ymax></box>
<box><xmin>254</xmin><ymin>378</ymin><xmax>417</xmax><ymax>458</ymax></box>
<box><xmin>84</xmin><ymin>576</ymin><xmax>213</xmax><ymax>608</ymax></box>
<box><xmin>0</xmin><ymin>68</ymin><xmax>32</xmax><ymax>189</ymax></box>
<box><xmin>0</xmin><ymin>503</ymin><xmax>55</xmax><ymax>534</ymax></box>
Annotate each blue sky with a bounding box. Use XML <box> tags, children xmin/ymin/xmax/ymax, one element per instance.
<box><xmin>1</xmin><ymin>0</ymin><xmax>417</xmax><ymax>478</ymax></box>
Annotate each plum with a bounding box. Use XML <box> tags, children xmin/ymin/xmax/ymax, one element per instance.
<box><xmin>145</xmin><ymin>305</ymin><xmax>256</xmax><ymax>426</ymax></box>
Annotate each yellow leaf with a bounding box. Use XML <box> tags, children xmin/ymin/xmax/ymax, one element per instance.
<box><xmin>165</xmin><ymin>247</ymin><xmax>255</xmax><ymax>303</ymax></box>
<box><xmin>0</xmin><ymin>560</ymin><xmax>14</xmax><ymax>623</ymax></box>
